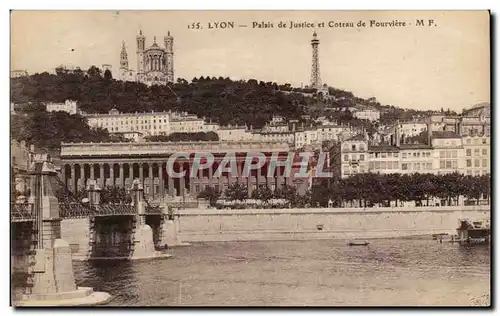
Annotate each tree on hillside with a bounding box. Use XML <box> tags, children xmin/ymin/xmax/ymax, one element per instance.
<box><xmin>104</xmin><ymin>69</ymin><xmax>113</xmax><ymax>80</ymax></box>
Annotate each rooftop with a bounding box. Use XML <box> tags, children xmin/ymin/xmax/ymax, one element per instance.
<box><xmin>431</xmin><ymin>131</ymin><xmax>461</xmax><ymax>139</ymax></box>
<box><xmin>368</xmin><ymin>145</ymin><xmax>400</xmax><ymax>152</ymax></box>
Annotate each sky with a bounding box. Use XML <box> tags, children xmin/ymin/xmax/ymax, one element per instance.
<box><xmin>10</xmin><ymin>10</ymin><xmax>490</xmax><ymax>112</ymax></box>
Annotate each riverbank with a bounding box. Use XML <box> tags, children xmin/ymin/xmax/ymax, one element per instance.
<box><xmin>176</xmin><ymin>205</ymin><xmax>489</xmax><ymax>242</ymax></box>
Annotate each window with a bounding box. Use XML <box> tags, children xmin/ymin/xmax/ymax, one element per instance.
<box><xmin>452</xmin><ymin>161</ymin><xmax>457</xmax><ymax>169</ymax></box>
<box><xmin>446</xmin><ymin>161</ymin><xmax>452</xmax><ymax>169</ymax></box>
<box><xmin>387</xmin><ymin>152</ymin><xmax>392</xmax><ymax>158</ymax></box>
<box><xmin>482</xmin><ymin>149</ymin><xmax>487</xmax><ymax>156</ymax></box>
<box><xmin>467</xmin><ymin>170</ymin><xmax>472</xmax><ymax>176</ymax></box>
<box><xmin>440</xmin><ymin>151</ymin><xmax>445</xmax><ymax>158</ymax></box>
<box><xmin>426</xmin><ymin>163</ymin><xmax>432</xmax><ymax>170</ymax></box>
<box><xmin>466</xmin><ymin>149</ymin><xmax>472</xmax><ymax>156</ymax></box>
<box><xmin>440</xmin><ymin>161</ymin><xmax>446</xmax><ymax>169</ymax></box>
<box><xmin>402</xmin><ymin>153</ymin><xmax>407</xmax><ymax>159</ymax></box>
<box><xmin>381</xmin><ymin>161</ymin><xmax>387</xmax><ymax>169</ymax></box>
<box><xmin>360</xmin><ymin>144</ymin><xmax>365</xmax><ymax>151</ymax></box>
<box><xmin>482</xmin><ymin>138</ymin><xmax>487</xmax><ymax>144</ymax></box>
<box><xmin>394</xmin><ymin>152</ymin><xmax>399</xmax><ymax>157</ymax></box>
<box><xmin>360</xmin><ymin>154</ymin><xmax>365</xmax><ymax>161</ymax></box>
<box><xmin>474</xmin><ymin>159</ymin><xmax>480</xmax><ymax>167</ymax></box>
<box><xmin>343</xmin><ymin>169</ymin><xmax>349</xmax><ymax>175</ymax></box>
<box><xmin>402</xmin><ymin>163</ymin><xmax>408</xmax><ymax>170</ymax></box>
<box><xmin>451</xmin><ymin>151</ymin><xmax>457</xmax><ymax>158</ymax></box>
<box><xmin>466</xmin><ymin>139</ymin><xmax>472</xmax><ymax>144</ymax></box>
<box><xmin>394</xmin><ymin>161</ymin><xmax>400</xmax><ymax>169</ymax></box>
<box><xmin>352</xmin><ymin>145</ymin><xmax>356</xmax><ymax>151</ymax></box>
<box><xmin>369</xmin><ymin>162</ymin><xmax>374</xmax><ymax>169</ymax></box>
<box><xmin>467</xmin><ymin>159</ymin><xmax>472</xmax><ymax>167</ymax></box>
<box><xmin>474</xmin><ymin>149</ymin><xmax>480</xmax><ymax>156</ymax></box>
<box><xmin>375</xmin><ymin>161</ymin><xmax>380</xmax><ymax>169</ymax></box>
<box><xmin>369</xmin><ymin>153</ymin><xmax>374</xmax><ymax>158</ymax></box>
<box><xmin>482</xmin><ymin>159</ymin><xmax>487</xmax><ymax>168</ymax></box>
<box><xmin>344</xmin><ymin>155</ymin><xmax>348</xmax><ymax>162</ymax></box>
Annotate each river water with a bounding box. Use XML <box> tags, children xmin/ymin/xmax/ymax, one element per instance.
<box><xmin>73</xmin><ymin>239</ymin><xmax>490</xmax><ymax>306</ymax></box>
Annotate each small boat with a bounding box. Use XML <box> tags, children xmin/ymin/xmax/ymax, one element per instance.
<box><xmin>347</xmin><ymin>240</ymin><xmax>370</xmax><ymax>246</ymax></box>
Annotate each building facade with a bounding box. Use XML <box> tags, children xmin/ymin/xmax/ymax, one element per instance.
<box><xmin>85</xmin><ymin>109</ymin><xmax>171</xmax><ymax>136</ymax></box>
<box><xmin>336</xmin><ymin>121</ymin><xmax>490</xmax><ymax>178</ymax></box>
<box><xmin>11</xmin><ymin>70</ymin><xmax>28</xmax><ymax>78</ymax></box>
<box><xmin>46</xmin><ymin>100</ymin><xmax>79</xmax><ymax>115</ymax></box>
<box><xmin>59</xmin><ymin>141</ymin><xmax>310</xmax><ymax>198</ymax></box>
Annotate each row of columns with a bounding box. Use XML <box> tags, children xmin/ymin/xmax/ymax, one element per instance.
<box><xmin>61</xmin><ymin>160</ymin><xmax>291</xmax><ymax>198</ymax></box>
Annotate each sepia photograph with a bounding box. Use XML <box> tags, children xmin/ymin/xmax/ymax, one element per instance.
<box><xmin>9</xmin><ymin>10</ymin><xmax>491</xmax><ymax>307</ymax></box>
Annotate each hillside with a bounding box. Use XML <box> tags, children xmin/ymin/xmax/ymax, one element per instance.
<box><xmin>10</xmin><ymin>66</ymin><xmax>435</xmax><ymax>129</ymax></box>
<box><xmin>11</xmin><ymin>111</ymin><xmax>128</xmax><ymax>153</ymax></box>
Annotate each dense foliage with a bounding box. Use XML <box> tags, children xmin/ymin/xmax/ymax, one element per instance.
<box><xmin>11</xmin><ymin>68</ymin><xmax>309</xmax><ymax>128</ymax></box>
<box><xmin>311</xmin><ymin>172</ymin><xmax>490</xmax><ymax>208</ymax></box>
<box><xmin>11</xmin><ymin>111</ymin><xmax>128</xmax><ymax>153</ymax></box>
<box><xmin>11</xmin><ymin>66</ymin><xmax>435</xmax><ymax>130</ymax></box>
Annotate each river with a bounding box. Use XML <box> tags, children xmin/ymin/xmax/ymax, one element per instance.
<box><xmin>73</xmin><ymin>239</ymin><xmax>490</xmax><ymax>306</ymax></box>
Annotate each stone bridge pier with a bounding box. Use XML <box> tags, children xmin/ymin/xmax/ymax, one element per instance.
<box><xmin>61</xmin><ymin>179</ymin><xmax>175</xmax><ymax>260</ymax></box>
<box><xmin>13</xmin><ymin>155</ymin><xmax>111</xmax><ymax>306</ymax></box>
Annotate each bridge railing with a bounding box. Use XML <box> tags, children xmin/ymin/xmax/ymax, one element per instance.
<box><xmin>11</xmin><ymin>203</ymin><xmax>34</xmax><ymax>222</ymax></box>
<box><xmin>58</xmin><ymin>203</ymin><xmax>163</xmax><ymax>218</ymax></box>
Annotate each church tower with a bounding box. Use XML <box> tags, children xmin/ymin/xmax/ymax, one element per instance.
<box><xmin>119</xmin><ymin>41</ymin><xmax>129</xmax><ymax>81</ymax></box>
<box><xmin>164</xmin><ymin>31</ymin><xmax>174</xmax><ymax>82</ymax></box>
<box><xmin>136</xmin><ymin>30</ymin><xmax>146</xmax><ymax>77</ymax></box>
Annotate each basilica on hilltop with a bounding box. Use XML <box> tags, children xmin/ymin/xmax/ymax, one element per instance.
<box><xmin>119</xmin><ymin>30</ymin><xmax>174</xmax><ymax>86</ymax></box>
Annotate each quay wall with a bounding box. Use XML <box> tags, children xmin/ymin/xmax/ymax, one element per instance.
<box><xmin>176</xmin><ymin>206</ymin><xmax>490</xmax><ymax>242</ymax></box>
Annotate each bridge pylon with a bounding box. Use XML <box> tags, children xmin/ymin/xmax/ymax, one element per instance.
<box><xmin>14</xmin><ymin>154</ymin><xmax>111</xmax><ymax>306</ymax></box>
<box><xmin>129</xmin><ymin>178</ymin><xmax>172</xmax><ymax>260</ymax></box>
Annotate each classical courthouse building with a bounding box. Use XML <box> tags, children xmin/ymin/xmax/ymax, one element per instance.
<box><xmin>59</xmin><ymin>141</ymin><xmax>311</xmax><ymax>199</ymax></box>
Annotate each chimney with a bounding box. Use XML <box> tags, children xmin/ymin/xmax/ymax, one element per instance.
<box><xmin>395</xmin><ymin>124</ymin><xmax>401</xmax><ymax>147</ymax></box>
<box><xmin>427</xmin><ymin>118</ymin><xmax>433</xmax><ymax>145</ymax></box>
<box><xmin>456</xmin><ymin>119</ymin><xmax>463</xmax><ymax>136</ymax></box>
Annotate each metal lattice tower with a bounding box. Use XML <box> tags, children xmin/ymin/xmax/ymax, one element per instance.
<box><xmin>309</xmin><ymin>32</ymin><xmax>322</xmax><ymax>88</ymax></box>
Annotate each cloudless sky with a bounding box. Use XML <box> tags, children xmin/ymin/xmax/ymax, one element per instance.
<box><xmin>11</xmin><ymin>10</ymin><xmax>490</xmax><ymax>112</ymax></box>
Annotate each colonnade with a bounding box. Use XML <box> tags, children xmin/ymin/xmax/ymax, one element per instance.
<box><xmin>60</xmin><ymin>159</ymin><xmax>291</xmax><ymax>199</ymax></box>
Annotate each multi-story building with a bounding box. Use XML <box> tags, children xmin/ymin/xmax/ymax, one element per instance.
<box><xmin>430</xmin><ymin>130</ymin><xmax>464</xmax><ymax>175</ymax></box>
<box><xmin>85</xmin><ymin>109</ymin><xmax>171</xmax><ymax>136</ymax></box>
<box><xmin>368</xmin><ymin>145</ymin><xmax>401</xmax><ymax>174</ymax></box>
<box><xmin>339</xmin><ymin>134</ymin><xmax>369</xmax><ymax>177</ymax></box>
<box><xmin>169</xmin><ymin>114</ymin><xmax>205</xmax><ymax>133</ymax></box>
<box><xmin>46</xmin><ymin>100</ymin><xmax>79</xmax><ymax>115</ymax></box>
<box><xmin>463</xmin><ymin>135</ymin><xmax>490</xmax><ymax>176</ymax></box>
<box><xmin>334</xmin><ymin>120</ymin><xmax>490</xmax><ymax>178</ymax></box>
<box><xmin>463</xmin><ymin>102</ymin><xmax>490</xmax><ymax>119</ymax></box>
<box><xmin>217</xmin><ymin>126</ymin><xmax>253</xmax><ymax>142</ymax></box>
<box><xmin>398</xmin><ymin>144</ymin><xmax>433</xmax><ymax>174</ymax></box>
<box><xmin>349</xmin><ymin>104</ymin><xmax>381</xmax><ymax>121</ymax></box>
<box><xmin>11</xmin><ymin>70</ymin><xmax>28</xmax><ymax>78</ymax></box>
<box><xmin>252</xmin><ymin>131</ymin><xmax>295</xmax><ymax>144</ymax></box>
